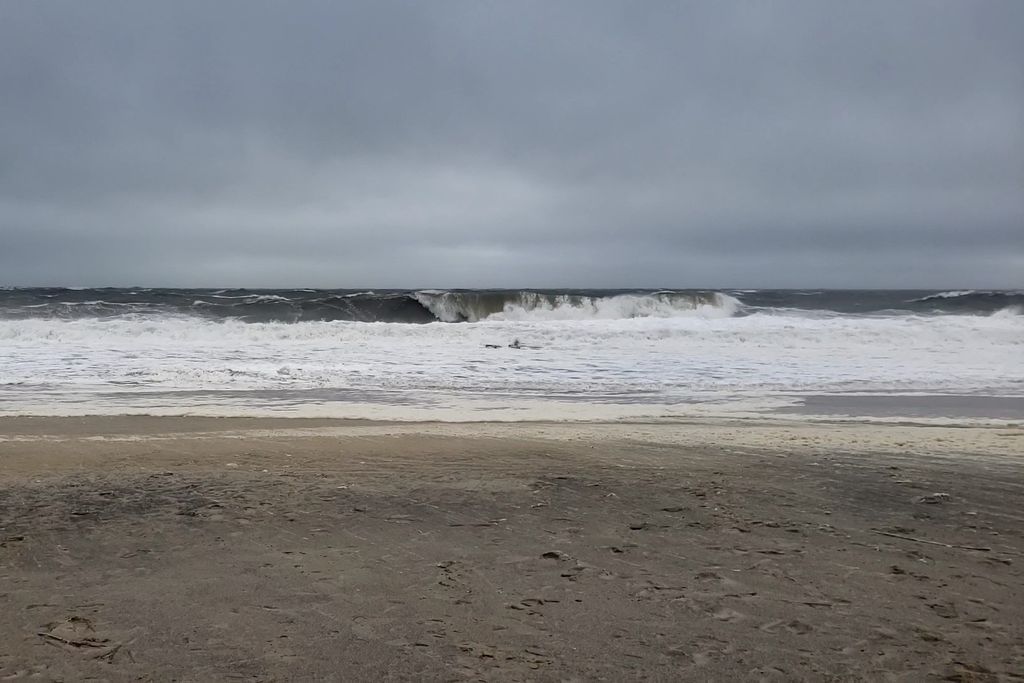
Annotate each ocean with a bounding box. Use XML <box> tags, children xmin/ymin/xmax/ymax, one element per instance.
<box><xmin>1</xmin><ymin>288</ymin><xmax>1021</xmax><ymax>421</ymax></box>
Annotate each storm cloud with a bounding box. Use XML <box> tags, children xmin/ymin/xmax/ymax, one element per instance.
<box><xmin>1</xmin><ymin>1</ymin><xmax>1022</xmax><ymax>287</ymax></box>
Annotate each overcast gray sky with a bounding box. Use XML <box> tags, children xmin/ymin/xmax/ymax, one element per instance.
<box><xmin>1</xmin><ymin>1</ymin><xmax>1022</xmax><ymax>288</ymax></box>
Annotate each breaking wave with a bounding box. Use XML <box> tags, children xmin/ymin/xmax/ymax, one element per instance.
<box><xmin>413</xmin><ymin>290</ymin><xmax>740</xmax><ymax>322</ymax></box>
<box><xmin>913</xmin><ymin>290</ymin><xmax>978</xmax><ymax>301</ymax></box>
<box><xmin>0</xmin><ymin>288</ymin><xmax>742</xmax><ymax>323</ymax></box>
<box><xmin>2</xmin><ymin>288</ymin><xmax>1021</xmax><ymax>323</ymax></box>
<box><xmin>907</xmin><ymin>290</ymin><xmax>1024</xmax><ymax>315</ymax></box>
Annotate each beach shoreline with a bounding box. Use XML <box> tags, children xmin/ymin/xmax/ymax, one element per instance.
<box><xmin>1</xmin><ymin>417</ymin><xmax>1022</xmax><ymax>679</ymax></box>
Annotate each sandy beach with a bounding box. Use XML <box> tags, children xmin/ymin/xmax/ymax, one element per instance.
<box><xmin>1</xmin><ymin>417</ymin><xmax>1022</xmax><ymax>681</ymax></box>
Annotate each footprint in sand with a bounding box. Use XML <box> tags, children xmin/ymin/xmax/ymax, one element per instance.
<box><xmin>759</xmin><ymin>618</ymin><xmax>814</xmax><ymax>635</ymax></box>
<box><xmin>711</xmin><ymin>607</ymin><xmax>746</xmax><ymax>622</ymax></box>
<box><xmin>435</xmin><ymin>560</ymin><xmax>467</xmax><ymax>591</ymax></box>
<box><xmin>37</xmin><ymin>616</ymin><xmax>126</xmax><ymax>662</ymax></box>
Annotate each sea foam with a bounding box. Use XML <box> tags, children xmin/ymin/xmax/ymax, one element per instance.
<box><xmin>1</xmin><ymin>310</ymin><xmax>1020</xmax><ymax>418</ymax></box>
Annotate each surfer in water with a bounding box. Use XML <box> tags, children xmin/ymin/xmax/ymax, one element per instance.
<box><xmin>483</xmin><ymin>339</ymin><xmax>527</xmax><ymax>349</ymax></box>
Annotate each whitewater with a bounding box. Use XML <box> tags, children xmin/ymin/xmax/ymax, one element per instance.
<box><xmin>0</xmin><ymin>288</ymin><xmax>1021</xmax><ymax>421</ymax></box>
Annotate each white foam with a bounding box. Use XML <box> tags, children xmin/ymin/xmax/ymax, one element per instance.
<box><xmin>414</xmin><ymin>290</ymin><xmax>742</xmax><ymax>322</ymax></box>
<box><xmin>925</xmin><ymin>289</ymin><xmax>976</xmax><ymax>299</ymax></box>
<box><xmin>489</xmin><ymin>293</ymin><xmax>741</xmax><ymax>321</ymax></box>
<box><xmin>0</xmin><ymin>311</ymin><xmax>1021</xmax><ymax>419</ymax></box>
<box><xmin>248</xmin><ymin>294</ymin><xmax>292</xmax><ymax>303</ymax></box>
<box><xmin>911</xmin><ymin>289</ymin><xmax>1022</xmax><ymax>303</ymax></box>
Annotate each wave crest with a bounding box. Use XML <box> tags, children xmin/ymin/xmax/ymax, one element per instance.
<box><xmin>992</xmin><ymin>305</ymin><xmax>1022</xmax><ymax>317</ymax></box>
<box><xmin>912</xmin><ymin>290</ymin><xmax>977</xmax><ymax>301</ymax></box>
<box><xmin>908</xmin><ymin>290</ymin><xmax>1024</xmax><ymax>314</ymax></box>
<box><xmin>414</xmin><ymin>290</ymin><xmax>741</xmax><ymax>322</ymax></box>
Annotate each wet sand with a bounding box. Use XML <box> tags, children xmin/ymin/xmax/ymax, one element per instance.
<box><xmin>776</xmin><ymin>394</ymin><xmax>1024</xmax><ymax>421</ymax></box>
<box><xmin>1</xmin><ymin>418</ymin><xmax>1022</xmax><ymax>680</ymax></box>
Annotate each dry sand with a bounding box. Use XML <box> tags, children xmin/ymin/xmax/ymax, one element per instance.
<box><xmin>1</xmin><ymin>417</ymin><xmax>1022</xmax><ymax>681</ymax></box>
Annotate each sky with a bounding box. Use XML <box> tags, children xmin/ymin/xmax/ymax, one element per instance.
<box><xmin>1</xmin><ymin>1</ymin><xmax>1022</xmax><ymax>288</ymax></box>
